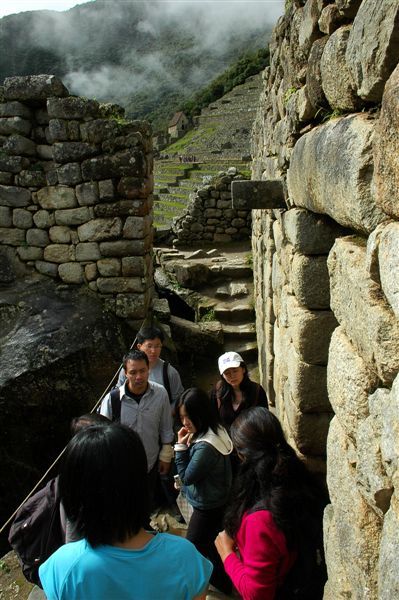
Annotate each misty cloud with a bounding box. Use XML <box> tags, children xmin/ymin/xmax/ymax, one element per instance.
<box><xmin>9</xmin><ymin>0</ymin><xmax>284</xmax><ymax>104</ymax></box>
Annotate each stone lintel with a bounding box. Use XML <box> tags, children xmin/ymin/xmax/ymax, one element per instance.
<box><xmin>231</xmin><ymin>180</ymin><xmax>286</xmax><ymax>210</ymax></box>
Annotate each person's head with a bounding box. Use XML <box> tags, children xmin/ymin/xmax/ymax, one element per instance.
<box><xmin>218</xmin><ymin>351</ymin><xmax>248</xmax><ymax>389</ymax></box>
<box><xmin>122</xmin><ymin>349</ymin><xmax>149</xmax><ymax>394</ymax></box>
<box><xmin>136</xmin><ymin>326</ymin><xmax>164</xmax><ymax>366</ymax></box>
<box><xmin>60</xmin><ymin>423</ymin><xmax>149</xmax><ymax>547</ymax></box>
<box><xmin>70</xmin><ymin>413</ymin><xmax>110</xmax><ymax>437</ymax></box>
<box><xmin>177</xmin><ymin>387</ymin><xmax>220</xmax><ymax>437</ymax></box>
<box><xmin>230</xmin><ymin>406</ymin><xmax>288</xmax><ymax>465</ymax></box>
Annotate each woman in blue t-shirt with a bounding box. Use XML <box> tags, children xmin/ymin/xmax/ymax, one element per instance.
<box><xmin>39</xmin><ymin>423</ymin><xmax>212</xmax><ymax>600</ymax></box>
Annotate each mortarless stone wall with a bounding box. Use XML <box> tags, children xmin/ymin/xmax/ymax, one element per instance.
<box><xmin>0</xmin><ymin>74</ymin><xmax>153</xmax><ymax>325</ymax></box>
<box><xmin>251</xmin><ymin>0</ymin><xmax>399</xmax><ymax>596</ymax></box>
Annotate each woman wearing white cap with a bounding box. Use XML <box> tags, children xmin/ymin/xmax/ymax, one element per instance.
<box><xmin>210</xmin><ymin>351</ymin><xmax>268</xmax><ymax>431</ymax></box>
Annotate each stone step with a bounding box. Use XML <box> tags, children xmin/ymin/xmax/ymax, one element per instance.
<box><xmin>214</xmin><ymin>304</ymin><xmax>254</xmax><ymax>322</ymax></box>
<box><xmin>224</xmin><ymin>339</ymin><xmax>258</xmax><ymax>361</ymax></box>
<box><xmin>210</xmin><ymin>264</ymin><xmax>253</xmax><ymax>278</ymax></box>
<box><xmin>222</xmin><ymin>322</ymin><xmax>256</xmax><ymax>340</ymax></box>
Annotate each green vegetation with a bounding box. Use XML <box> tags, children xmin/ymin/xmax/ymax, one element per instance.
<box><xmin>200</xmin><ymin>307</ymin><xmax>216</xmax><ymax>322</ymax></box>
<box><xmin>284</xmin><ymin>86</ymin><xmax>298</xmax><ymax>105</ymax></box>
<box><xmin>165</xmin><ymin>125</ymin><xmax>217</xmax><ymax>153</ymax></box>
<box><xmin>180</xmin><ymin>48</ymin><xmax>270</xmax><ymax>120</ymax></box>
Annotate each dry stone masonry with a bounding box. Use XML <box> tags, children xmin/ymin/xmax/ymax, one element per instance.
<box><xmin>250</xmin><ymin>0</ymin><xmax>399</xmax><ymax>597</ymax></box>
<box><xmin>0</xmin><ymin>75</ymin><xmax>153</xmax><ymax>324</ymax></box>
<box><xmin>172</xmin><ymin>168</ymin><xmax>251</xmax><ymax>245</ymax></box>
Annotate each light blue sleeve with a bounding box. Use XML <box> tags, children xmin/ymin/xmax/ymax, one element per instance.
<box><xmin>180</xmin><ymin>537</ymin><xmax>213</xmax><ymax>597</ymax></box>
<box><xmin>39</xmin><ymin>554</ymin><xmax>60</xmax><ymax>600</ymax></box>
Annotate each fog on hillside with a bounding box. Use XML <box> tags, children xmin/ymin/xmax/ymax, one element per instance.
<box><xmin>0</xmin><ymin>0</ymin><xmax>284</xmax><ymax>124</ymax></box>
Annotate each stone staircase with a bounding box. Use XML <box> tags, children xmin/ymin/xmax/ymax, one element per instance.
<box><xmin>154</xmin><ymin>243</ymin><xmax>259</xmax><ymax>379</ymax></box>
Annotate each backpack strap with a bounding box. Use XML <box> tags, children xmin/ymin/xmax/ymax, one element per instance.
<box><xmin>110</xmin><ymin>388</ymin><xmax>121</xmax><ymax>422</ymax></box>
<box><xmin>255</xmin><ymin>383</ymin><xmax>260</xmax><ymax>405</ymax></box>
<box><xmin>162</xmin><ymin>360</ymin><xmax>172</xmax><ymax>403</ymax></box>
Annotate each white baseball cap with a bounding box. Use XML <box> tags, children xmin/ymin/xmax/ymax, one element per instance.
<box><xmin>218</xmin><ymin>351</ymin><xmax>244</xmax><ymax>375</ymax></box>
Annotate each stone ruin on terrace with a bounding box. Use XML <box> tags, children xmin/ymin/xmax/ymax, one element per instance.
<box><xmin>0</xmin><ymin>74</ymin><xmax>153</xmax><ymax>327</ymax></box>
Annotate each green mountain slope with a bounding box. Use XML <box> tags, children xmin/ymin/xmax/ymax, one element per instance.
<box><xmin>0</xmin><ymin>0</ymin><xmax>280</xmax><ymax>128</ymax></box>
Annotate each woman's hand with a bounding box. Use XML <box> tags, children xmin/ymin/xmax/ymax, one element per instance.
<box><xmin>177</xmin><ymin>426</ymin><xmax>191</xmax><ymax>445</ymax></box>
<box><xmin>215</xmin><ymin>530</ymin><xmax>235</xmax><ymax>562</ymax></box>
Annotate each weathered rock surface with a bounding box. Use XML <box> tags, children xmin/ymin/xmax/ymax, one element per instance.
<box><xmin>0</xmin><ymin>274</ymin><xmax>130</xmax><ymax>538</ymax></box>
<box><xmin>328</xmin><ymin>237</ymin><xmax>399</xmax><ymax>384</ymax></box>
<box><xmin>374</xmin><ymin>63</ymin><xmax>399</xmax><ymax>219</ymax></box>
<box><xmin>288</xmin><ymin>115</ymin><xmax>386</xmax><ymax>234</ymax></box>
<box><xmin>320</xmin><ymin>25</ymin><xmax>361</xmax><ymax>111</ymax></box>
<box><xmin>346</xmin><ymin>0</ymin><xmax>399</xmax><ymax>102</ymax></box>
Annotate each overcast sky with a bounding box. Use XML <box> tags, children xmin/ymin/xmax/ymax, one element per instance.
<box><xmin>0</xmin><ymin>1</ymin><xmax>92</xmax><ymax>18</ymax></box>
<box><xmin>0</xmin><ymin>0</ymin><xmax>283</xmax><ymax>20</ymax></box>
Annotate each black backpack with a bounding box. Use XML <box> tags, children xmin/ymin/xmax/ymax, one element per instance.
<box><xmin>8</xmin><ymin>477</ymin><xmax>64</xmax><ymax>587</ymax></box>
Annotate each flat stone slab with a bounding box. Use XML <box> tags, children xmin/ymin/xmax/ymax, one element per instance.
<box><xmin>232</xmin><ymin>179</ymin><xmax>286</xmax><ymax>209</ymax></box>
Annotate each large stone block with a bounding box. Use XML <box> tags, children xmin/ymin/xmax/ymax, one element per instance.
<box><xmin>120</xmin><ymin>256</ymin><xmax>147</xmax><ymax>277</ymax></box>
<box><xmin>0</xmin><ymin>228</ymin><xmax>25</xmax><ymax>245</ymax></box>
<box><xmin>0</xmin><ymin>206</ymin><xmax>12</xmax><ymax>227</ymax></box>
<box><xmin>123</xmin><ymin>215</ymin><xmax>152</xmax><ymax>239</ymax></box>
<box><xmin>288</xmin><ymin>295</ymin><xmax>337</xmax><ymax>365</ymax></box>
<box><xmin>326</xmin><ymin>417</ymin><xmax>382</xmax><ymax>598</ymax></box>
<box><xmin>76</xmin><ymin>181</ymin><xmax>99</xmax><ymax>206</ymax></box>
<box><xmin>47</xmin><ymin>96</ymin><xmax>99</xmax><ymax>120</ymax></box>
<box><xmin>346</xmin><ymin>0</ymin><xmax>399</xmax><ymax>103</ymax></box>
<box><xmin>3</xmin><ymin>75</ymin><xmax>68</xmax><ymax>101</ymax></box>
<box><xmin>43</xmin><ymin>244</ymin><xmax>74</xmax><ymax>263</ymax></box>
<box><xmin>17</xmin><ymin>246</ymin><xmax>43</xmax><ymax>261</ymax></box>
<box><xmin>323</xmin><ymin>504</ymin><xmax>352</xmax><ymax>599</ymax></box>
<box><xmin>26</xmin><ymin>228</ymin><xmax>49</xmax><ymax>247</ymax></box>
<box><xmin>58</xmin><ymin>262</ymin><xmax>84</xmax><ymax>284</ymax></box>
<box><xmin>33</xmin><ymin>210</ymin><xmax>55</xmax><ymax>229</ymax></box>
<box><xmin>374</xmin><ymin>64</ymin><xmax>399</xmax><ymax>219</ymax></box>
<box><xmin>97</xmin><ymin>277</ymin><xmax>144</xmax><ymax>294</ymax></box>
<box><xmin>75</xmin><ymin>242</ymin><xmax>101</xmax><ymax>262</ymax></box>
<box><xmin>56</xmin><ymin>163</ymin><xmax>82</xmax><ymax>186</ymax></box>
<box><xmin>335</xmin><ymin>0</ymin><xmax>361</xmax><ymax>19</ymax></box>
<box><xmin>288</xmin><ymin>115</ymin><xmax>386</xmax><ymax>234</ymax></box>
<box><xmin>378</xmin><ymin>492</ymin><xmax>399</xmax><ymax>599</ymax></box>
<box><xmin>55</xmin><ymin>207</ymin><xmax>91</xmax><ymax>227</ymax></box>
<box><xmin>0</xmin><ymin>185</ymin><xmax>31</xmax><ymax>207</ymax></box>
<box><xmin>285</xmin><ymin>391</ymin><xmax>332</xmax><ymax>455</ymax></box>
<box><xmin>356</xmin><ymin>388</ymin><xmax>393</xmax><ymax>517</ymax></box>
<box><xmin>0</xmin><ymin>155</ymin><xmax>29</xmax><ymax>174</ymax></box>
<box><xmin>81</xmin><ymin>151</ymin><xmax>145</xmax><ymax>181</ymax></box>
<box><xmin>298</xmin><ymin>0</ymin><xmax>323</xmax><ymax>57</ymax></box>
<box><xmin>77</xmin><ymin>218</ymin><xmax>122</xmax><ymax>242</ymax></box>
<box><xmin>380</xmin><ymin>373</ymin><xmax>399</xmax><ymax>480</ymax></box>
<box><xmin>328</xmin><ymin>326</ymin><xmax>379</xmax><ymax>442</ymax></box>
<box><xmin>115</xmin><ymin>293</ymin><xmax>147</xmax><ymax>319</ymax></box>
<box><xmin>328</xmin><ymin>237</ymin><xmax>399</xmax><ymax>384</ymax></box>
<box><xmin>97</xmin><ymin>258</ymin><xmax>121</xmax><ymax>277</ymax></box>
<box><xmin>12</xmin><ymin>208</ymin><xmax>33</xmax><ymax>229</ymax></box>
<box><xmin>287</xmin><ymin>344</ymin><xmax>330</xmax><ymax>412</ymax></box>
<box><xmin>375</xmin><ymin>222</ymin><xmax>399</xmax><ymax>319</ymax></box>
<box><xmin>37</xmin><ymin>186</ymin><xmax>77</xmax><ymax>210</ymax></box>
<box><xmin>99</xmin><ymin>239</ymin><xmax>149</xmax><ymax>257</ymax></box>
<box><xmin>291</xmin><ymin>253</ymin><xmax>330</xmax><ymax>308</ymax></box>
<box><xmin>52</xmin><ymin>142</ymin><xmax>98</xmax><ymax>164</ymax></box>
<box><xmin>0</xmin><ymin>117</ymin><xmax>31</xmax><ymax>136</ymax></box>
<box><xmin>320</xmin><ymin>25</ymin><xmax>361</xmax><ymax>111</ymax></box>
<box><xmin>0</xmin><ymin>101</ymin><xmax>32</xmax><ymax>119</ymax></box>
<box><xmin>282</xmin><ymin>208</ymin><xmax>345</xmax><ymax>254</ymax></box>
<box><xmin>49</xmin><ymin>226</ymin><xmax>72</xmax><ymax>244</ymax></box>
<box><xmin>34</xmin><ymin>260</ymin><xmax>58</xmax><ymax>277</ymax></box>
<box><xmin>3</xmin><ymin>134</ymin><xmax>36</xmax><ymax>157</ymax></box>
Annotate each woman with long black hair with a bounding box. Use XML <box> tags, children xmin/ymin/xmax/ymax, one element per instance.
<box><xmin>210</xmin><ymin>351</ymin><xmax>268</xmax><ymax>431</ymax></box>
<box><xmin>215</xmin><ymin>407</ymin><xmax>327</xmax><ymax>600</ymax></box>
<box><xmin>175</xmin><ymin>387</ymin><xmax>233</xmax><ymax>595</ymax></box>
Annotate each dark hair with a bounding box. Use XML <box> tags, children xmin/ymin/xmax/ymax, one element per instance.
<box><xmin>136</xmin><ymin>326</ymin><xmax>164</xmax><ymax>345</ymax></box>
<box><xmin>122</xmin><ymin>349</ymin><xmax>149</xmax><ymax>371</ymax></box>
<box><xmin>224</xmin><ymin>408</ymin><xmax>325</xmax><ymax>548</ymax></box>
<box><xmin>59</xmin><ymin>424</ymin><xmax>149</xmax><ymax>547</ymax></box>
<box><xmin>177</xmin><ymin>387</ymin><xmax>221</xmax><ymax>437</ymax></box>
<box><xmin>70</xmin><ymin>413</ymin><xmax>110</xmax><ymax>436</ymax></box>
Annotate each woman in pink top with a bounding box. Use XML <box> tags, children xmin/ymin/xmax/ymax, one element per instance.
<box><xmin>215</xmin><ymin>407</ymin><xmax>326</xmax><ymax>600</ymax></box>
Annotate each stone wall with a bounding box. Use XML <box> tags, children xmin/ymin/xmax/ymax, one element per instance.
<box><xmin>251</xmin><ymin>0</ymin><xmax>399</xmax><ymax>596</ymax></box>
<box><xmin>172</xmin><ymin>169</ymin><xmax>251</xmax><ymax>245</ymax></box>
<box><xmin>0</xmin><ymin>74</ymin><xmax>153</xmax><ymax>324</ymax></box>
